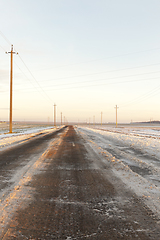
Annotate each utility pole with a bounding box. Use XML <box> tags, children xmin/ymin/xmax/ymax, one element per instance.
<box><xmin>93</xmin><ymin>115</ymin><xmax>95</xmax><ymax>126</ymax></box>
<box><xmin>61</xmin><ymin>112</ymin><xmax>62</xmax><ymax>125</ymax></box>
<box><xmin>64</xmin><ymin>116</ymin><xmax>65</xmax><ymax>125</ymax></box>
<box><xmin>54</xmin><ymin>104</ymin><xmax>56</xmax><ymax>126</ymax></box>
<box><xmin>101</xmin><ymin>112</ymin><xmax>103</xmax><ymax>126</ymax></box>
<box><xmin>6</xmin><ymin>45</ymin><xmax>18</xmax><ymax>133</ymax></box>
<box><xmin>114</xmin><ymin>105</ymin><xmax>119</xmax><ymax>127</ymax></box>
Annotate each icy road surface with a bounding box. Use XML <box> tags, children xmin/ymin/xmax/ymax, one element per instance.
<box><xmin>78</xmin><ymin>126</ymin><xmax>160</xmax><ymax>220</ymax></box>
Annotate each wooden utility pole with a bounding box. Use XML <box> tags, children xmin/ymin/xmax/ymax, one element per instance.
<box><xmin>54</xmin><ymin>104</ymin><xmax>56</xmax><ymax>126</ymax></box>
<box><xmin>61</xmin><ymin>112</ymin><xmax>62</xmax><ymax>125</ymax></box>
<box><xmin>115</xmin><ymin>105</ymin><xmax>119</xmax><ymax>127</ymax></box>
<box><xmin>6</xmin><ymin>45</ymin><xmax>18</xmax><ymax>133</ymax></box>
<box><xmin>93</xmin><ymin>116</ymin><xmax>95</xmax><ymax>126</ymax></box>
<box><xmin>101</xmin><ymin>112</ymin><xmax>103</xmax><ymax>126</ymax></box>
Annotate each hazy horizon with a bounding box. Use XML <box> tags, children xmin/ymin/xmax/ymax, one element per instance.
<box><xmin>0</xmin><ymin>1</ymin><xmax>160</xmax><ymax>123</ymax></box>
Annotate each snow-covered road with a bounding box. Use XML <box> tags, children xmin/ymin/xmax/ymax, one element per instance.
<box><xmin>77</xmin><ymin>126</ymin><xmax>160</xmax><ymax>220</ymax></box>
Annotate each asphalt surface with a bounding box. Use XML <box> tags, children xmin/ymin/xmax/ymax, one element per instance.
<box><xmin>0</xmin><ymin>126</ymin><xmax>160</xmax><ymax>239</ymax></box>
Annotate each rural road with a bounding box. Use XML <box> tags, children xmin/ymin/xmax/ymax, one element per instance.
<box><xmin>0</xmin><ymin>126</ymin><xmax>160</xmax><ymax>239</ymax></box>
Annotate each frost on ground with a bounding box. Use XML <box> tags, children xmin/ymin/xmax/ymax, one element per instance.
<box><xmin>77</xmin><ymin>125</ymin><xmax>160</xmax><ymax>219</ymax></box>
<box><xmin>0</xmin><ymin>126</ymin><xmax>65</xmax><ymax>234</ymax></box>
<box><xmin>0</xmin><ymin>125</ymin><xmax>61</xmax><ymax>151</ymax></box>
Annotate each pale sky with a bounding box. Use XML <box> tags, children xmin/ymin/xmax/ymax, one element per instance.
<box><xmin>0</xmin><ymin>0</ymin><xmax>160</xmax><ymax>123</ymax></box>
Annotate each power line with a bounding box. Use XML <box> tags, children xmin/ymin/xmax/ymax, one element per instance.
<box><xmin>121</xmin><ymin>85</ymin><xmax>160</xmax><ymax>107</ymax></box>
<box><xmin>15</xmin><ymin>71</ymin><xmax>160</xmax><ymax>92</ymax></box>
<box><xmin>14</xmin><ymin>61</ymin><xmax>54</xmax><ymax>102</ymax></box>
<box><xmin>0</xmin><ymin>44</ymin><xmax>7</xmax><ymax>52</ymax></box>
<box><xmin>1</xmin><ymin>29</ymin><xmax>160</xmax><ymax>73</ymax></box>
<box><xmin>51</xmin><ymin>70</ymin><xmax>160</xmax><ymax>88</ymax></box>
<box><xmin>10</xmin><ymin>76</ymin><xmax>160</xmax><ymax>93</ymax></box>
<box><xmin>38</xmin><ymin>62</ymin><xmax>160</xmax><ymax>83</ymax></box>
<box><xmin>0</xmin><ymin>31</ymin><xmax>11</xmax><ymax>45</ymax></box>
<box><xmin>17</xmin><ymin>54</ymin><xmax>53</xmax><ymax>104</ymax></box>
<box><xmin>37</xmin><ymin>47</ymin><xmax>160</xmax><ymax>70</ymax></box>
<box><xmin>13</xmin><ymin>74</ymin><xmax>160</xmax><ymax>108</ymax></box>
<box><xmin>1</xmin><ymin>30</ymin><xmax>160</xmax><ymax>109</ymax></box>
<box><xmin>17</xmin><ymin>75</ymin><xmax>160</xmax><ymax>107</ymax></box>
<box><xmin>0</xmin><ymin>31</ymin><xmax>53</xmax><ymax>104</ymax></box>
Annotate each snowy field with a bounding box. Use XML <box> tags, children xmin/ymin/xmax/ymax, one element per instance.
<box><xmin>77</xmin><ymin>125</ymin><xmax>160</xmax><ymax>220</ymax></box>
<box><xmin>0</xmin><ymin>122</ymin><xmax>59</xmax><ymax>151</ymax></box>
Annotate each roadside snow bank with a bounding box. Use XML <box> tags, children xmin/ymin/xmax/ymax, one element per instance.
<box><xmin>0</xmin><ymin>126</ymin><xmax>61</xmax><ymax>151</ymax></box>
<box><xmin>78</xmin><ymin>126</ymin><xmax>160</xmax><ymax>219</ymax></box>
<box><xmin>86</xmin><ymin>126</ymin><xmax>160</xmax><ymax>159</ymax></box>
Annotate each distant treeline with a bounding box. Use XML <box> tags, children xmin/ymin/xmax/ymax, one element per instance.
<box><xmin>132</xmin><ymin>121</ymin><xmax>160</xmax><ymax>124</ymax></box>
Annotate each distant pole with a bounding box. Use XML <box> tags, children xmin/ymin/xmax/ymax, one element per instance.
<box><xmin>101</xmin><ymin>112</ymin><xmax>103</xmax><ymax>126</ymax></box>
<box><xmin>64</xmin><ymin>116</ymin><xmax>65</xmax><ymax>125</ymax></box>
<box><xmin>61</xmin><ymin>112</ymin><xmax>62</xmax><ymax>125</ymax></box>
<box><xmin>6</xmin><ymin>45</ymin><xmax>18</xmax><ymax>133</ymax></box>
<box><xmin>93</xmin><ymin>116</ymin><xmax>95</xmax><ymax>126</ymax></box>
<box><xmin>89</xmin><ymin>118</ymin><xmax>90</xmax><ymax>126</ymax></box>
<box><xmin>114</xmin><ymin>105</ymin><xmax>119</xmax><ymax>127</ymax></box>
<box><xmin>54</xmin><ymin>104</ymin><xmax>56</xmax><ymax>126</ymax></box>
<box><xmin>150</xmin><ymin>118</ymin><xmax>152</xmax><ymax>124</ymax></box>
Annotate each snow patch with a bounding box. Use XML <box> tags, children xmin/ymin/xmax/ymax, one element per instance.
<box><xmin>78</xmin><ymin>126</ymin><xmax>160</xmax><ymax>219</ymax></box>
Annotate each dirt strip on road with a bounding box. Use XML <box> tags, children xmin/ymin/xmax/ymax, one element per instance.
<box><xmin>1</xmin><ymin>126</ymin><xmax>160</xmax><ymax>239</ymax></box>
